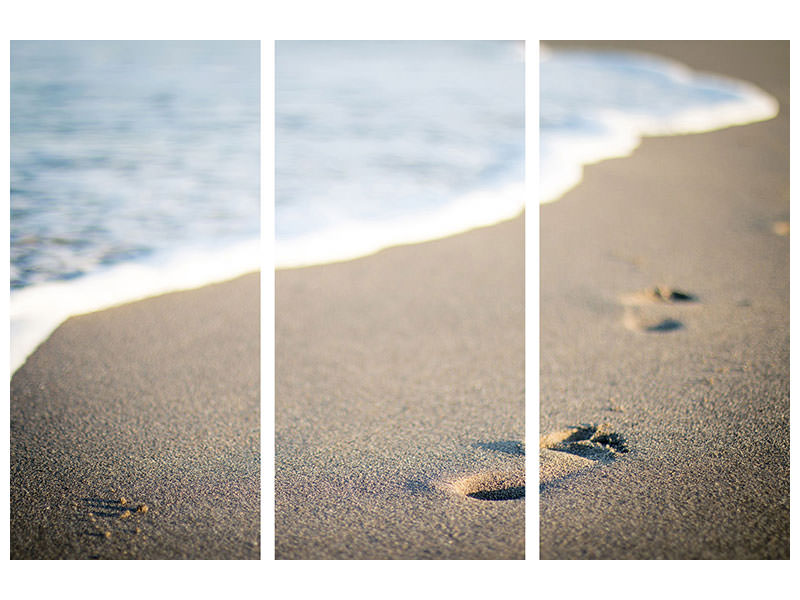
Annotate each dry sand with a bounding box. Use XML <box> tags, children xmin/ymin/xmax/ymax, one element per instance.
<box><xmin>275</xmin><ymin>216</ymin><xmax>525</xmax><ymax>559</ymax></box>
<box><xmin>10</xmin><ymin>273</ymin><xmax>260</xmax><ymax>559</ymax></box>
<box><xmin>540</xmin><ymin>41</ymin><xmax>789</xmax><ymax>559</ymax></box>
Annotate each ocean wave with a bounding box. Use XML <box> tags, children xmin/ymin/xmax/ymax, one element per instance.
<box><xmin>10</xmin><ymin>239</ymin><xmax>260</xmax><ymax>374</ymax></box>
<box><xmin>540</xmin><ymin>46</ymin><xmax>779</xmax><ymax>204</ymax></box>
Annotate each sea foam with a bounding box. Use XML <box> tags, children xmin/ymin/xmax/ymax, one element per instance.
<box><xmin>10</xmin><ymin>41</ymin><xmax>260</xmax><ymax>375</ymax></box>
<box><xmin>540</xmin><ymin>46</ymin><xmax>779</xmax><ymax>204</ymax></box>
<box><xmin>276</xmin><ymin>41</ymin><xmax>525</xmax><ymax>269</ymax></box>
<box><xmin>10</xmin><ymin>239</ymin><xmax>259</xmax><ymax>374</ymax></box>
<box><xmin>276</xmin><ymin>182</ymin><xmax>525</xmax><ymax>268</ymax></box>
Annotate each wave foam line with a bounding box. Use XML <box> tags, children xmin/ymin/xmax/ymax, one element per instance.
<box><xmin>276</xmin><ymin>182</ymin><xmax>525</xmax><ymax>269</ymax></box>
<box><xmin>540</xmin><ymin>50</ymin><xmax>780</xmax><ymax>205</ymax></box>
<box><xmin>10</xmin><ymin>238</ymin><xmax>260</xmax><ymax>375</ymax></box>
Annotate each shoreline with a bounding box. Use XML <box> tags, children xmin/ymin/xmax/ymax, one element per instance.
<box><xmin>276</xmin><ymin>186</ymin><xmax>525</xmax><ymax>270</ymax></box>
<box><xmin>10</xmin><ymin>240</ymin><xmax>260</xmax><ymax>374</ymax></box>
<box><xmin>539</xmin><ymin>44</ymin><xmax>780</xmax><ymax>207</ymax></box>
<box><xmin>539</xmin><ymin>41</ymin><xmax>789</xmax><ymax>559</ymax></box>
<box><xmin>10</xmin><ymin>272</ymin><xmax>260</xmax><ymax>559</ymax></box>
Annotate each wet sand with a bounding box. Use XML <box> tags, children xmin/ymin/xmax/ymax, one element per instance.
<box><xmin>540</xmin><ymin>41</ymin><xmax>789</xmax><ymax>559</ymax></box>
<box><xmin>10</xmin><ymin>273</ymin><xmax>260</xmax><ymax>559</ymax></box>
<box><xmin>275</xmin><ymin>216</ymin><xmax>525</xmax><ymax>559</ymax></box>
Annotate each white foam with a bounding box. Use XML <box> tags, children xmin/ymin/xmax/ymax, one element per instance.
<box><xmin>276</xmin><ymin>182</ymin><xmax>525</xmax><ymax>269</ymax></box>
<box><xmin>540</xmin><ymin>48</ymin><xmax>779</xmax><ymax>204</ymax></box>
<box><xmin>10</xmin><ymin>238</ymin><xmax>260</xmax><ymax>374</ymax></box>
<box><xmin>276</xmin><ymin>41</ymin><xmax>524</xmax><ymax>270</ymax></box>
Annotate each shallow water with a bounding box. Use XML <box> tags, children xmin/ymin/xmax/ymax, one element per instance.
<box><xmin>275</xmin><ymin>41</ymin><xmax>525</xmax><ymax>267</ymax></box>
<box><xmin>10</xmin><ymin>41</ymin><xmax>260</xmax><ymax>372</ymax></box>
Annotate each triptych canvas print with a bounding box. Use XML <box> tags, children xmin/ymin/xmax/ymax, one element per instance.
<box><xmin>9</xmin><ymin>40</ymin><xmax>789</xmax><ymax>561</ymax></box>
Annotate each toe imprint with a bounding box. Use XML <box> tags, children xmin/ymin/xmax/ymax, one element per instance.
<box><xmin>620</xmin><ymin>286</ymin><xmax>698</xmax><ymax>305</ymax></box>
<box><xmin>540</xmin><ymin>423</ymin><xmax>628</xmax><ymax>487</ymax></box>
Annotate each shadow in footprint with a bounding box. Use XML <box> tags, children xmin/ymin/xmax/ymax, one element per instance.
<box><xmin>468</xmin><ymin>486</ymin><xmax>525</xmax><ymax>501</ymax></box>
<box><xmin>645</xmin><ymin>318</ymin><xmax>683</xmax><ymax>332</ymax></box>
<box><xmin>623</xmin><ymin>310</ymin><xmax>686</xmax><ymax>333</ymax></box>
<box><xmin>81</xmin><ymin>497</ymin><xmax>128</xmax><ymax>518</ymax></box>
<box><xmin>622</xmin><ymin>286</ymin><xmax>699</xmax><ymax>305</ymax></box>
<box><xmin>472</xmin><ymin>440</ymin><xmax>525</xmax><ymax>456</ymax></box>
<box><xmin>451</xmin><ymin>471</ymin><xmax>525</xmax><ymax>502</ymax></box>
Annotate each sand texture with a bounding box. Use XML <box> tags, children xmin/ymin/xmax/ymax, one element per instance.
<box><xmin>10</xmin><ymin>273</ymin><xmax>260</xmax><ymax>559</ymax></box>
<box><xmin>276</xmin><ymin>216</ymin><xmax>525</xmax><ymax>559</ymax></box>
<box><xmin>540</xmin><ymin>41</ymin><xmax>789</xmax><ymax>559</ymax></box>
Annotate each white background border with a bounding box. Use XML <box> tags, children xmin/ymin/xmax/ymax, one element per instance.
<box><xmin>2</xmin><ymin>1</ymin><xmax>796</xmax><ymax>598</ymax></box>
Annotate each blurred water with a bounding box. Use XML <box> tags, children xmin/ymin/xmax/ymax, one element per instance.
<box><xmin>11</xmin><ymin>41</ymin><xmax>259</xmax><ymax>288</ymax></box>
<box><xmin>10</xmin><ymin>41</ymin><xmax>260</xmax><ymax>372</ymax></box>
<box><xmin>275</xmin><ymin>41</ymin><xmax>525</xmax><ymax>267</ymax></box>
<box><xmin>540</xmin><ymin>45</ymin><xmax>779</xmax><ymax>204</ymax></box>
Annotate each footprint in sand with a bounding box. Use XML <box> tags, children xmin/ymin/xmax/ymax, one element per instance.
<box><xmin>451</xmin><ymin>471</ymin><xmax>525</xmax><ymax>501</ymax></box>
<box><xmin>76</xmin><ymin>496</ymin><xmax>150</xmax><ymax>540</ymax></box>
<box><xmin>620</xmin><ymin>285</ymin><xmax>698</xmax><ymax>332</ymax></box>
<box><xmin>438</xmin><ymin>440</ymin><xmax>525</xmax><ymax>501</ymax></box>
<box><xmin>539</xmin><ymin>423</ymin><xmax>628</xmax><ymax>488</ymax></box>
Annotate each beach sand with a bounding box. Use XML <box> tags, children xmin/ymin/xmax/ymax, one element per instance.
<box><xmin>540</xmin><ymin>41</ymin><xmax>789</xmax><ymax>559</ymax></box>
<box><xmin>10</xmin><ymin>272</ymin><xmax>260</xmax><ymax>559</ymax></box>
<box><xmin>275</xmin><ymin>216</ymin><xmax>525</xmax><ymax>559</ymax></box>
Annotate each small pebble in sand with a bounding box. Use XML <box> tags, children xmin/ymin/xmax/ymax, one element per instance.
<box><xmin>120</xmin><ymin>497</ymin><xmax>127</xmax><ymax>505</ymax></box>
<box><xmin>104</xmin><ymin>531</ymin><xmax>111</xmax><ymax>539</ymax></box>
<box><xmin>136</xmin><ymin>504</ymin><xmax>149</xmax><ymax>514</ymax></box>
<box><xmin>120</xmin><ymin>510</ymin><xmax>132</xmax><ymax>519</ymax></box>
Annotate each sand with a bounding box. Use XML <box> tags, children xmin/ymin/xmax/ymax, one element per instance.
<box><xmin>10</xmin><ymin>272</ymin><xmax>260</xmax><ymax>559</ymax></box>
<box><xmin>275</xmin><ymin>216</ymin><xmax>525</xmax><ymax>559</ymax></box>
<box><xmin>539</xmin><ymin>41</ymin><xmax>789</xmax><ymax>559</ymax></box>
